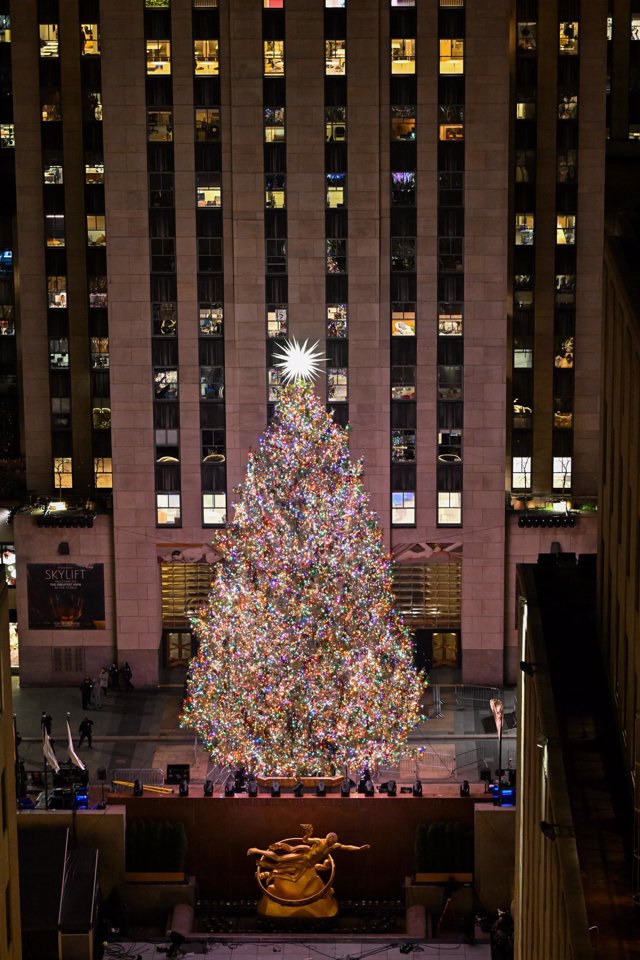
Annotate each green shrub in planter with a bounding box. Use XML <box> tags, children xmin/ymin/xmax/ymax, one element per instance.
<box><xmin>126</xmin><ymin>820</ymin><xmax>188</xmax><ymax>873</ymax></box>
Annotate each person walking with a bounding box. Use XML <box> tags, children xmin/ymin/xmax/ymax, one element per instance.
<box><xmin>121</xmin><ymin>661</ymin><xmax>133</xmax><ymax>691</ymax></box>
<box><xmin>99</xmin><ymin>666</ymin><xmax>109</xmax><ymax>698</ymax></box>
<box><xmin>78</xmin><ymin>716</ymin><xmax>94</xmax><ymax>749</ymax></box>
<box><xmin>91</xmin><ymin>677</ymin><xmax>102</xmax><ymax>710</ymax></box>
<box><xmin>41</xmin><ymin>711</ymin><xmax>53</xmax><ymax>737</ymax></box>
<box><xmin>80</xmin><ymin>676</ymin><xmax>93</xmax><ymax>710</ymax></box>
<box><xmin>108</xmin><ymin>662</ymin><xmax>120</xmax><ymax>692</ymax></box>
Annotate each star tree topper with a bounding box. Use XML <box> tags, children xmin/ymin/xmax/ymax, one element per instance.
<box><xmin>272</xmin><ymin>337</ymin><xmax>326</xmax><ymax>384</ymax></box>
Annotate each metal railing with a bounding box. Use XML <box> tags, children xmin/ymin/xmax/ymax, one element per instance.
<box><xmin>109</xmin><ymin>767</ymin><xmax>165</xmax><ymax>787</ymax></box>
<box><xmin>454</xmin><ymin>684</ymin><xmax>503</xmax><ymax>705</ymax></box>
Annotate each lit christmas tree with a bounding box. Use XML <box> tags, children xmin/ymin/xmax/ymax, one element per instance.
<box><xmin>181</xmin><ymin>341</ymin><xmax>423</xmax><ymax>777</ymax></box>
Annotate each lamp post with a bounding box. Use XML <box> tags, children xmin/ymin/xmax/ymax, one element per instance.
<box><xmin>489</xmin><ymin>698</ymin><xmax>504</xmax><ymax>807</ymax></box>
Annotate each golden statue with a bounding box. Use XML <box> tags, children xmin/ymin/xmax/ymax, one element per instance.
<box><xmin>247</xmin><ymin>823</ymin><xmax>370</xmax><ymax>918</ymax></box>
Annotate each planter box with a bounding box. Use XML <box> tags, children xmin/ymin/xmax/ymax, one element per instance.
<box><xmin>256</xmin><ymin>775</ymin><xmax>344</xmax><ymax>789</ymax></box>
<box><xmin>125</xmin><ymin>871</ymin><xmax>186</xmax><ymax>883</ymax></box>
<box><xmin>414</xmin><ymin>872</ymin><xmax>473</xmax><ymax>884</ymax></box>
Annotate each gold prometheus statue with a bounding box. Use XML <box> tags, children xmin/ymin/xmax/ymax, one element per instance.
<box><xmin>247</xmin><ymin>823</ymin><xmax>370</xmax><ymax>918</ymax></box>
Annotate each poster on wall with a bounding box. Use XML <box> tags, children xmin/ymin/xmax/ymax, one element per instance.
<box><xmin>26</xmin><ymin>563</ymin><xmax>106</xmax><ymax>629</ymax></box>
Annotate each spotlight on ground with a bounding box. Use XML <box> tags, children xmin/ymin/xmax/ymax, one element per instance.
<box><xmin>412</xmin><ymin>780</ymin><xmax>422</xmax><ymax>797</ymax></box>
<box><xmin>224</xmin><ymin>780</ymin><xmax>235</xmax><ymax>797</ymax></box>
<box><xmin>293</xmin><ymin>781</ymin><xmax>304</xmax><ymax>798</ymax></box>
<box><xmin>316</xmin><ymin>780</ymin><xmax>326</xmax><ymax>797</ymax></box>
<box><xmin>364</xmin><ymin>779</ymin><xmax>374</xmax><ymax>797</ymax></box>
<box><xmin>247</xmin><ymin>779</ymin><xmax>258</xmax><ymax>798</ymax></box>
<box><xmin>203</xmin><ymin>779</ymin><xmax>214</xmax><ymax>797</ymax></box>
<box><xmin>340</xmin><ymin>779</ymin><xmax>351</xmax><ymax>798</ymax></box>
<box><xmin>271</xmin><ymin>781</ymin><xmax>281</xmax><ymax>798</ymax></box>
<box><xmin>386</xmin><ymin>779</ymin><xmax>397</xmax><ymax>797</ymax></box>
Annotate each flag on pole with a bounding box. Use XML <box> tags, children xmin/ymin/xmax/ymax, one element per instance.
<box><xmin>42</xmin><ymin>730</ymin><xmax>60</xmax><ymax>773</ymax></box>
<box><xmin>66</xmin><ymin>719</ymin><xmax>85</xmax><ymax>771</ymax></box>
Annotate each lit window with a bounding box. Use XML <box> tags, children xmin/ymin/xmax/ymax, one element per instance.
<box><xmin>200</xmin><ymin>366</ymin><xmax>224</xmax><ymax>400</ymax></box>
<box><xmin>84</xmin><ymin>92</ymin><xmax>102</xmax><ymax>121</ymax></box>
<box><xmin>513</xmin><ymin>344</ymin><xmax>532</xmax><ymax>369</ymax></box>
<box><xmin>267</xmin><ymin>304</ymin><xmax>288</xmax><ymax>338</ymax></box>
<box><xmin>512</xmin><ymin>457</ymin><xmax>531</xmax><ymax>489</ymax></box>
<box><xmin>85</xmin><ymin>162</ymin><xmax>104</xmax><ymax>184</ymax></box>
<box><xmin>157</xmin><ymin>493</ymin><xmax>181</xmax><ymax>526</ymax></box>
<box><xmin>194</xmin><ymin>39</ymin><xmax>219</xmax><ymax>75</ymax></box>
<box><xmin>196</xmin><ymin>173</ymin><xmax>221</xmax><ymax>208</ymax></box>
<box><xmin>154</xmin><ymin>368</ymin><xmax>178</xmax><ymax>400</ymax></box>
<box><xmin>47</xmin><ymin>276</ymin><xmax>67</xmax><ymax>309</ymax></box>
<box><xmin>199</xmin><ymin>303</ymin><xmax>223</xmax><ymax>336</ymax></box>
<box><xmin>148</xmin><ymin>109</ymin><xmax>173</xmax><ymax>142</ymax></box>
<box><xmin>45</xmin><ymin>214</ymin><xmax>65</xmax><ymax>247</ymax></box>
<box><xmin>266</xmin><ymin>239</ymin><xmax>287</xmax><ymax>274</ymax></box>
<box><xmin>52</xmin><ymin>397</ymin><xmax>71</xmax><ymax>428</ymax></box>
<box><xmin>146</xmin><ymin>0</ymin><xmax>170</xmax><ymax>6</ymax></box>
<box><xmin>327</xmin><ymin>304</ymin><xmax>347</xmax><ymax>339</ymax></box>
<box><xmin>391</xmin><ymin>105</ymin><xmax>415</xmax><ymax>141</ymax></box>
<box><xmin>49</xmin><ymin>338</ymin><xmax>69</xmax><ymax>369</ymax></box>
<box><xmin>552</xmin><ymin>457</ymin><xmax>572</xmax><ymax>490</ymax></box>
<box><xmin>517</xmin><ymin>22</ymin><xmax>536</xmax><ymax>52</ymax></box>
<box><xmin>153</xmin><ymin>302</ymin><xmax>177</xmax><ymax>336</ymax></box>
<box><xmin>513</xmin><ymin>397</ymin><xmax>532</xmax><ymax>427</ymax></box>
<box><xmin>0</xmin><ymin>306</ymin><xmax>14</xmax><ymax>336</ymax></box>
<box><xmin>264</xmin><ymin>0</ymin><xmax>283</xmax><ymax>6</ymax></box>
<box><xmin>264</xmin><ymin>40</ymin><xmax>284</xmax><ymax>76</ymax></box>
<box><xmin>554</xmin><ymin>336</ymin><xmax>574</xmax><ymax>369</ymax></box>
<box><xmin>327</xmin><ymin>368</ymin><xmax>348</xmax><ymax>402</ymax></box>
<box><xmin>326</xmin><ymin>173</ymin><xmax>346</xmax><ymax>208</ymax></box>
<box><xmin>89</xmin><ymin>276</ymin><xmax>107</xmax><ymax>308</ymax></box>
<box><xmin>392</xmin><ymin>430</ymin><xmax>416</xmax><ymax>463</ymax></box>
<box><xmin>0</xmin><ymin>546</ymin><xmax>16</xmax><ymax>586</ymax></box>
<box><xmin>439</xmin><ymin>39</ymin><xmax>464</xmax><ymax>74</ymax></box>
<box><xmin>438</xmin><ymin>365</ymin><xmax>462</xmax><ymax>401</ymax></box>
<box><xmin>554</xmin><ymin>399</ymin><xmax>573</xmax><ymax>429</ymax></box>
<box><xmin>268</xmin><ymin>367</ymin><xmax>284</xmax><ymax>401</ymax></box>
<box><xmin>146</xmin><ymin>40</ymin><xmax>171</xmax><ymax>74</ymax></box>
<box><xmin>265</xmin><ymin>107</ymin><xmax>285</xmax><ymax>143</ymax></box>
<box><xmin>156</xmin><ymin>426</ymin><xmax>178</xmax><ymax>447</ymax></box>
<box><xmin>42</xmin><ymin>101</ymin><xmax>62</xmax><ymax>122</ymax></box>
<box><xmin>515</xmin><ymin>213</ymin><xmax>534</xmax><ymax>245</ymax></box>
<box><xmin>53</xmin><ymin>457</ymin><xmax>73</xmax><ymax>490</ymax></box>
<box><xmin>0</xmin><ymin>124</ymin><xmax>14</xmax><ymax>148</ymax></box>
<box><xmin>392</xmin><ymin>491</ymin><xmax>415</xmax><ymax>525</ymax></box>
<box><xmin>0</xmin><ymin>15</ymin><xmax>10</xmax><ymax>43</ymax></box>
<box><xmin>92</xmin><ymin>405</ymin><xmax>111</xmax><ymax>430</ymax></box>
<box><xmin>439</xmin><ymin>104</ymin><xmax>464</xmax><ymax>140</ymax></box>
<box><xmin>91</xmin><ymin>337</ymin><xmax>109</xmax><ymax>369</ymax></box>
<box><xmin>0</xmin><ymin>249</ymin><xmax>11</xmax><ymax>275</ymax></box>
<box><xmin>44</xmin><ymin>162</ymin><xmax>63</xmax><ymax>184</ymax></box>
<box><xmin>326</xmin><ymin>1</ymin><xmax>346</xmax><ymax>7</ymax></box>
<box><xmin>326</xmin><ymin>40</ymin><xmax>346</xmax><ymax>75</ymax></box>
<box><xmin>555</xmin><ymin>274</ymin><xmax>575</xmax><ymax>304</ymax></box>
<box><xmin>558</xmin><ymin>95</ymin><xmax>578</xmax><ymax>120</ymax></box>
<box><xmin>391</xmin><ymin>237</ymin><xmax>416</xmax><ymax>272</ymax></box>
<box><xmin>201</xmin><ymin>429</ymin><xmax>225</xmax><ymax>462</ymax></box>
<box><xmin>391</xmin><ymin>303</ymin><xmax>415</xmax><ymax>337</ymax></box>
<box><xmin>556</xmin><ymin>214</ymin><xmax>576</xmax><ymax>245</ymax></box>
<box><xmin>391</xmin><ymin>38</ymin><xmax>415</xmax><ymax>74</ymax></box>
<box><xmin>326</xmin><ymin>106</ymin><xmax>346</xmax><ymax>142</ymax></box>
<box><xmin>94</xmin><ymin>457</ymin><xmax>112</xmax><ymax>489</ymax></box>
<box><xmin>87</xmin><ymin>215</ymin><xmax>106</xmax><ymax>246</ymax></box>
<box><xmin>437</xmin><ymin>491</ymin><xmax>461</xmax><ymax>525</ymax></box>
<box><xmin>326</xmin><ymin>239</ymin><xmax>347</xmax><ymax>274</ymax></box>
<box><xmin>81</xmin><ymin>24</ymin><xmax>100</xmax><ymax>55</ymax></box>
<box><xmin>39</xmin><ymin>24</ymin><xmax>59</xmax><ymax>57</ymax></box>
<box><xmin>516</xmin><ymin>101</ymin><xmax>535</xmax><ymax>120</ymax></box>
<box><xmin>607</xmin><ymin>16</ymin><xmax>613</xmax><ymax>41</ymax></box>
<box><xmin>203</xmin><ymin>493</ymin><xmax>226</xmax><ymax>525</ymax></box>
<box><xmin>559</xmin><ymin>22</ymin><xmax>578</xmax><ymax>55</ymax></box>
<box><xmin>438</xmin><ymin>430</ymin><xmax>462</xmax><ymax>464</ymax></box>
<box><xmin>265</xmin><ymin>173</ymin><xmax>286</xmax><ymax>209</ymax></box>
<box><xmin>557</xmin><ymin>149</ymin><xmax>577</xmax><ymax>182</ymax></box>
<box><xmin>391</xmin><ymin>172</ymin><xmax>415</xmax><ymax>206</ymax></box>
<box><xmin>393</xmin><ymin>0</ymin><xmax>415</xmax><ymax>5</ymax></box>
<box><xmin>391</xmin><ymin>366</ymin><xmax>416</xmax><ymax>400</ymax></box>
<box><xmin>195</xmin><ymin>107</ymin><xmax>220</xmax><ymax>141</ymax></box>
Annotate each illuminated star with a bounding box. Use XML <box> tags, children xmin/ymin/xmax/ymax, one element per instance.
<box><xmin>273</xmin><ymin>337</ymin><xmax>326</xmax><ymax>384</ymax></box>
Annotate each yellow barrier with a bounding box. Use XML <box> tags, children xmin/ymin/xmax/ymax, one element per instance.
<box><xmin>112</xmin><ymin>779</ymin><xmax>174</xmax><ymax>794</ymax></box>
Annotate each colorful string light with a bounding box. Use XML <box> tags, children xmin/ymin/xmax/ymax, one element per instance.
<box><xmin>181</xmin><ymin>382</ymin><xmax>424</xmax><ymax>777</ymax></box>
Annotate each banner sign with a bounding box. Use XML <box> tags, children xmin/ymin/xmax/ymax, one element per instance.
<box><xmin>26</xmin><ymin>563</ymin><xmax>106</xmax><ymax>630</ymax></box>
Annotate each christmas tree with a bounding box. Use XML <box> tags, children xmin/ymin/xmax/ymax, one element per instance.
<box><xmin>181</xmin><ymin>342</ymin><xmax>423</xmax><ymax>777</ymax></box>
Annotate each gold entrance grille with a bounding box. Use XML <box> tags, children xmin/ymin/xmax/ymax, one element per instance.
<box><xmin>392</xmin><ymin>559</ymin><xmax>462</xmax><ymax>629</ymax></box>
<box><xmin>160</xmin><ymin>562</ymin><xmax>213</xmax><ymax>628</ymax></box>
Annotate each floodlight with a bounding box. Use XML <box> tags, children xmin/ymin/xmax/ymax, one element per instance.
<box><xmin>293</xmin><ymin>781</ymin><xmax>304</xmax><ymax>798</ymax></box>
<box><xmin>204</xmin><ymin>779</ymin><xmax>214</xmax><ymax>796</ymax></box>
<box><xmin>412</xmin><ymin>780</ymin><xmax>422</xmax><ymax>797</ymax></box>
<box><xmin>271</xmin><ymin>781</ymin><xmax>281</xmax><ymax>798</ymax></box>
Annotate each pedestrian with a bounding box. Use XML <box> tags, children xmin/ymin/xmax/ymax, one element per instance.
<box><xmin>41</xmin><ymin>711</ymin><xmax>53</xmax><ymax>737</ymax></box>
<box><xmin>108</xmin><ymin>662</ymin><xmax>120</xmax><ymax>691</ymax></box>
<box><xmin>91</xmin><ymin>677</ymin><xmax>102</xmax><ymax>710</ymax></box>
<box><xmin>121</xmin><ymin>661</ymin><xmax>133</xmax><ymax>691</ymax></box>
<box><xmin>78</xmin><ymin>716</ymin><xmax>94</xmax><ymax>749</ymax></box>
<box><xmin>99</xmin><ymin>666</ymin><xmax>109</xmax><ymax>698</ymax></box>
<box><xmin>80</xmin><ymin>675</ymin><xmax>93</xmax><ymax>710</ymax></box>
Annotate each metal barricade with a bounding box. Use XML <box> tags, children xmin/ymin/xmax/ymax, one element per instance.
<box><xmin>109</xmin><ymin>767</ymin><xmax>165</xmax><ymax>787</ymax></box>
<box><xmin>454</xmin><ymin>684</ymin><xmax>503</xmax><ymax>706</ymax></box>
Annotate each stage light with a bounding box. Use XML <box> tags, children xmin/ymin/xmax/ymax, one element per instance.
<box><xmin>271</xmin><ymin>781</ymin><xmax>281</xmax><ymax>798</ymax></box>
<box><xmin>224</xmin><ymin>780</ymin><xmax>235</xmax><ymax>797</ymax></box>
<box><xmin>340</xmin><ymin>779</ymin><xmax>351</xmax><ymax>797</ymax></box>
<box><xmin>386</xmin><ymin>779</ymin><xmax>397</xmax><ymax>797</ymax></box>
<box><xmin>316</xmin><ymin>780</ymin><xmax>326</xmax><ymax>797</ymax></box>
<box><xmin>247</xmin><ymin>779</ymin><xmax>258</xmax><ymax>798</ymax></box>
<box><xmin>518</xmin><ymin>516</ymin><xmax>526</xmax><ymax>527</ymax></box>
<box><xmin>364</xmin><ymin>779</ymin><xmax>374</xmax><ymax>797</ymax></box>
<box><xmin>133</xmin><ymin>779</ymin><xmax>143</xmax><ymax>797</ymax></box>
<box><xmin>412</xmin><ymin>780</ymin><xmax>422</xmax><ymax>797</ymax></box>
<box><xmin>179</xmin><ymin>778</ymin><xmax>189</xmax><ymax>797</ymax></box>
<box><xmin>204</xmin><ymin>779</ymin><xmax>214</xmax><ymax>796</ymax></box>
<box><xmin>520</xmin><ymin>660</ymin><xmax>536</xmax><ymax>676</ymax></box>
<box><xmin>460</xmin><ymin>780</ymin><xmax>470</xmax><ymax>797</ymax></box>
<box><xmin>293</xmin><ymin>781</ymin><xmax>304</xmax><ymax>797</ymax></box>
